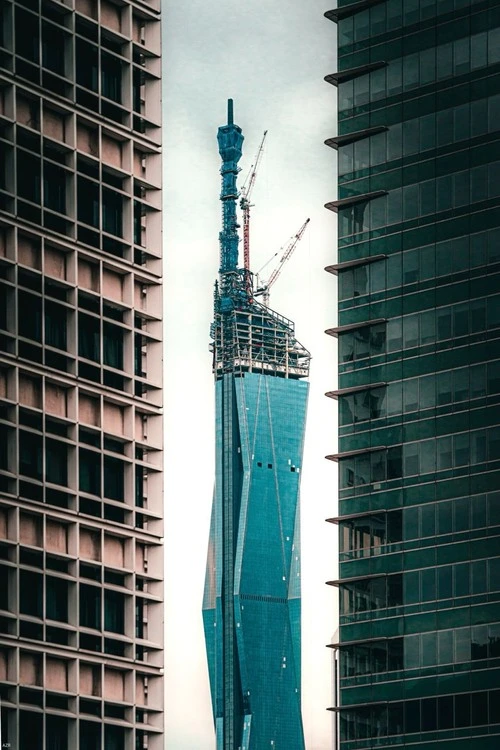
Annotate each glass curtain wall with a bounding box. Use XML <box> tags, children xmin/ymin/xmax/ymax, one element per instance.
<box><xmin>329</xmin><ymin>1</ymin><xmax>500</xmax><ymax>747</ymax></box>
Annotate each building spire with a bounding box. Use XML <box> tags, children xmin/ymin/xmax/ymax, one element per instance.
<box><xmin>217</xmin><ymin>99</ymin><xmax>244</xmax><ymax>275</ymax></box>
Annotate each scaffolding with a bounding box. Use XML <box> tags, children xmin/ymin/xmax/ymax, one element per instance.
<box><xmin>211</xmin><ymin>297</ymin><xmax>310</xmax><ymax>379</ymax></box>
<box><xmin>212</xmin><ymin>100</ymin><xmax>310</xmax><ymax>382</ymax></box>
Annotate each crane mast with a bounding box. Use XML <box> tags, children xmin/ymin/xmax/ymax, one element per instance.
<box><xmin>240</xmin><ymin>130</ymin><xmax>268</xmax><ymax>299</ymax></box>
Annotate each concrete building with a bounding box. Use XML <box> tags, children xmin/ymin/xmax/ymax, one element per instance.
<box><xmin>325</xmin><ymin>1</ymin><xmax>500</xmax><ymax>747</ymax></box>
<box><xmin>0</xmin><ymin>1</ymin><xmax>163</xmax><ymax>748</ymax></box>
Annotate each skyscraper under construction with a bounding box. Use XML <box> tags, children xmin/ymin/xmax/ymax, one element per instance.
<box><xmin>202</xmin><ymin>101</ymin><xmax>308</xmax><ymax>750</ymax></box>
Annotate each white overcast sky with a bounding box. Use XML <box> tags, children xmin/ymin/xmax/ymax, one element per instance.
<box><xmin>162</xmin><ymin>3</ymin><xmax>338</xmax><ymax>748</ymax></box>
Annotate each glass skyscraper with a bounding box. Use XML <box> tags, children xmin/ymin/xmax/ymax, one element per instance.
<box><xmin>325</xmin><ymin>0</ymin><xmax>500</xmax><ymax>747</ymax></box>
<box><xmin>203</xmin><ymin>103</ymin><xmax>308</xmax><ymax>750</ymax></box>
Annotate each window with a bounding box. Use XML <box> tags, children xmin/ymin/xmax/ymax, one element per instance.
<box><xmin>104</xmin><ymin>457</ymin><xmax>124</xmax><ymax>501</ymax></box>
<box><xmin>340</xmin><ymin>637</ymin><xmax>403</xmax><ymax>678</ymax></box>
<box><xmin>103</xmin><ymin>323</ymin><xmax>123</xmax><ymax>370</ymax></box>
<box><xmin>78</xmin><ymin>177</ymin><xmax>100</xmax><ymax>228</ymax></box>
<box><xmin>387</xmin><ymin>318</ymin><xmax>402</xmax><ymax>352</ymax></box>
<box><xmin>46</xmin><ymin>715</ymin><xmax>67</xmax><ymax>750</ymax></box>
<box><xmin>0</xmin><ymin>564</ymin><xmax>8</xmax><ymax>609</ymax></box>
<box><xmin>17</xmin><ymin>152</ymin><xmax>41</xmax><ymax>204</ymax></box>
<box><xmin>472</xmin><ymin>692</ymin><xmax>488</xmax><ymax>726</ymax></box>
<box><xmin>46</xmin><ymin>439</ymin><xmax>68</xmax><ymax>486</ymax></box>
<box><xmin>16</xmin><ymin>9</ymin><xmax>39</xmax><ymax>63</ymax></box>
<box><xmin>42</xmin><ymin>23</ymin><xmax>66</xmax><ymax>76</ymax></box>
<box><xmin>135</xmin><ymin>598</ymin><xmax>144</xmax><ymax>638</ymax></box>
<box><xmin>19</xmin><ymin>430</ymin><xmax>42</xmax><ymax>480</ymax></box>
<box><xmin>80</xmin><ymin>584</ymin><xmax>101</xmax><ymax>629</ymax></box>
<box><xmin>105</xmin><ymin>725</ymin><xmax>125</xmax><ymax>750</ymax></box>
<box><xmin>102</xmin><ymin>189</ymin><xmax>123</xmax><ymax>237</ymax></box>
<box><xmin>18</xmin><ymin>291</ymin><xmax>42</xmax><ymax>342</ymax></box>
<box><xmin>104</xmin><ymin>590</ymin><xmax>124</xmax><ymax>634</ymax></box>
<box><xmin>79</xmin><ymin>449</ymin><xmax>101</xmax><ymax>496</ymax></box>
<box><xmin>76</xmin><ymin>40</ymin><xmax>98</xmax><ymax>91</ymax></box>
<box><xmin>437</xmin><ymin>436</ymin><xmax>452</xmax><ymax>470</ymax></box>
<box><xmin>338</xmin><ymin>200</ymin><xmax>369</xmax><ymax>237</ymax></box>
<box><xmin>20</xmin><ymin>571</ymin><xmax>42</xmax><ymax>617</ymax></box>
<box><xmin>44</xmin><ymin>164</ymin><xmax>66</xmax><ymax>214</ymax></box>
<box><xmin>134</xmin><ymin>201</ymin><xmax>144</xmax><ymax>245</ymax></box>
<box><xmin>403</xmin><ymin>315</ymin><xmax>418</xmax><ymax>348</ymax></box>
<box><xmin>80</xmin><ymin>721</ymin><xmax>101</xmax><ymax>750</ymax></box>
<box><xmin>133</xmin><ymin>68</ymin><xmax>144</xmax><ymax>114</ymax></box>
<box><xmin>101</xmin><ymin>53</ymin><xmax>122</xmax><ymax>103</ymax></box>
<box><xmin>45</xmin><ymin>302</ymin><xmax>67</xmax><ymax>350</ymax></box>
<box><xmin>46</xmin><ymin>577</ymin><xmax>68</xmax><ymax>622</ymax></box>
<box><xmin>79</xmin><ymin>313</ymin><xmax>100</xmax><ymax>362</ymax></box>
<box><xmin>340</xmin><ymin>574</ymin><xmax>402</xmax><ymax>615</ymax></box>
<box><xmin>340</xmin><ymin>511</ymin><xmax>402</xmax><ymax>557</ymax></box>
<box><xmin>340</xmin><ymin>324</ymin><xmax>386</xmax><ymax>363</ymax></box>
<box><xmin>488</xmin><ymin>361</ymin><xmax>500</xmax><ymax>394</ymax></box>
<box><xmin>404</xmin><ymin>443</ymin><xmax>419</xmax><ymax>476</ymax></box>
<box><xmin>20</xmin><ymin>711</ymin><xmax>42</xmax><ymax>750</ymax></box>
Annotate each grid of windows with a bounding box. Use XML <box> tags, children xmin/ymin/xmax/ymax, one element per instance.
<box><xmin>338</xmin><ymin>228</ymin><xmax>500</xmax><ymax>304</ymax></box>
<box><xmin>328</xmin><ymin>1</ymin><xmax>500</xmax><ymax>747</ymax></box>
<box><xmin>339</xmin><ymin>690</ymin><xmax>500</xmax><ymax>742</ymax></box>
<box><xmin>338</xmin><ymin>623</ymin><xmax>500</xmax><ymax>681</ymax></box>
<box><xmin>339</xmin><ymin>425</ymin><xmax>500</xmax><ymax>492</ymax></box>
<box><xmin>0</xmin><ymin>1</ymin><xmax>163</xmax><ymax>748</ymax></box>
<box><xmin>338</xmin><ymin>93</ymin><xmax>500</xmax><ymax>177</ymax></box>
<box><xmin>339</xmin><ymin>491</ymin><xmax>500</xmax><ymax>561</ymax></box>
<box><xmin>339</xmin><ymin>361</ymin><xmax>500</xmax><ymax>432</ymax></box>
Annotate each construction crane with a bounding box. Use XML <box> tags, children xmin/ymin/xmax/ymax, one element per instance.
<box><xmin>239</xmin><ymin>130</ymin><xmax>268</xmax><ymax>297</ymax></box>
<box><xmin>254</xmin><ymin>218</ymin><xmax>310</xmax><ymax>306</ymax></box>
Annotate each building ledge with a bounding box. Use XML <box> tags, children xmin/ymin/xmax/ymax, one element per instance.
<box><xmin>326</xmin><ymin>510</ymin><xmax>387</xmax><ymax>525</ymax></box>
<box><xmin>326</xmin><ymin>445</ymin><xmax>387</xmax><ymax>462</ymax></box>
<box><xmin>325</xmin><ymin>254</ymin><xmax>387</xmax><ymax>274</ymax></box>
<box><xmin>325</xmin><ymin>318</ymin><xmax>386</xmax><ymax>337</ymax></box>
<box><xmin>327</xmin><ymin>700</ymin><xmax>388</xmax><ymax>712</ymax></box>
<box><xmin>325</xmin><ymin>382</ymin><xmax>386</xmax><ymax>399</ymax></box>
<box><xmin>326</xmin><ymin>635</ymin><xmax>390</xmax><ymax>648</ymax></box>
<box><xmin>325</xmin><ymin>61</ymin><xmax>387</xmax><ymax>86</ymax></box>
<box><xmin>324</xmin><ymin>0</ymin><xmax>386</xmax><ymax>23</ymax></box>
<box><xmin>326</xmin><ymin>572</ymin><xmax>386</xmax><ymax>586</ymax></box>
<box><xmin>325</xmin><ymin>126</ymin><xmax>388</xmax><ymax>150</ymax></box>
<box><xmin>325</xmin><ymin>191</ymin><xmax>388</xmax><ymax>213</ymax></box>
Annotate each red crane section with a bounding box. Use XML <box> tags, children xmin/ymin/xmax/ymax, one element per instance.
<box><xmin>239</xmin><ymin>130</ymin><xmax>268</xmax><ymax>297</ymax></box>
<box><xmin>255</xmin><ymin>218</ymin><xmax>310</xmax><ymax>305</ymax></box>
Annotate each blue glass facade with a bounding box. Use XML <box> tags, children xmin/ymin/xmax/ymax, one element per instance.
<box><xmin>204</xmin><ymin>103</ymin><xmax>309</xmax><ymax>750</ymax></box>
<box><xmin>203</xmin><ymin>372</ymin><xmax>308</xmax><ymax>750</ymax></box>
<box><xmin>326</xmin><ymin>0</ymin><xmax>500</xmax><ymax>747</ymax></box>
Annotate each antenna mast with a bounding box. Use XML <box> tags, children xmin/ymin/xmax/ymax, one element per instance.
<box><xmin>216</xmin><ymin>99</ymin><xmax>244</xmax><ymax>313</ymax></box>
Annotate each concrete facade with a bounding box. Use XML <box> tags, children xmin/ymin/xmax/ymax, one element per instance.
<box><xmin>0</xmin><ymin>1</ymin><xmax>163</xmax><ymax>748</ymax></box>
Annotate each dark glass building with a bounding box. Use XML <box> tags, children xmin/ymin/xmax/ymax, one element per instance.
<box><xmin>325</xmin><ymin>1</ymin><xmax>500</xmax><ymax>747</ymax></box>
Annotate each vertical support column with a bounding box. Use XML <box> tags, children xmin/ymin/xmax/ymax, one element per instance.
<box><xmin>221</xmin><ymin>372</ymin><xmax>235</xmax><ymax>750</ymax></box>
<box><xmin>220</xmin><ymin>371</ymin><xmax>243</xmax><ymax>750</ymax></box>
